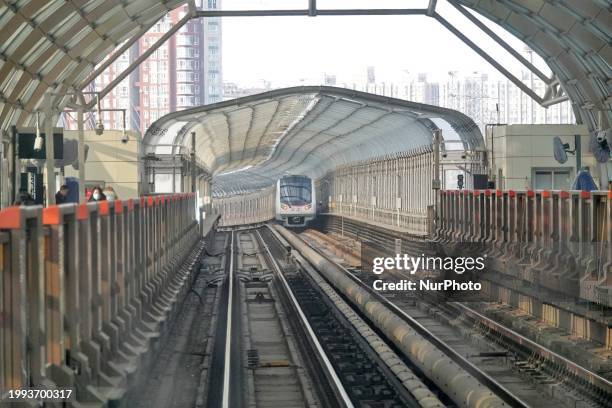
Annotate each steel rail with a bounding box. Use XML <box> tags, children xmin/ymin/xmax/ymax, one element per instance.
<box><xmin>453</xmin><ymin>302</ymin><xmax>612</xmax><ymax>396</ymax></box>
<box><xmin>321</xmin><ymin>216</ymin><xmax>610</xmax><ymax>405</ymax></box>
<box><xmin>289</xmin><ymin>228</ymin><xmax>530</xmax><ymax>408</ymax></box>
<box><xmin>221</xmin><ymin>231</ymin><xmax>234</xmax><ymax>408</ymax></box>
<box><xmin>255</xmin><ymin>228</ymin><xmax>355</xmax><ymax>408</ymax></box>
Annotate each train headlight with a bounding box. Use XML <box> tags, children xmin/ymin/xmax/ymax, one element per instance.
<box><xmin>304</xmin><ymin>204</ymin><xmax>311</xmax><ymax>210</ymax></box>
<box><xmin>281</xmin><ymin>204</ymin><xmax>288</xmax><ymax>210</ymax></box>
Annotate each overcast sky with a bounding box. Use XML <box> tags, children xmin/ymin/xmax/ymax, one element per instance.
<box><xmin>221</xmin><ymin>0</ymin><xmax>551</xmax><ymax>87</ymax></box>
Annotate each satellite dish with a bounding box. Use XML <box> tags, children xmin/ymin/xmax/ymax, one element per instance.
<box><xmin>590</xmin><ymin>129</ymin><xmax>611</xmax><ymax>164</ymax></box>
<box><xmin>553</xmin><ymin>136</ymin><xmax>569</xmax><ymax>164</ymax></box>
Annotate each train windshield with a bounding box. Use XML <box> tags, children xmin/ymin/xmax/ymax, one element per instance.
<box><xmin>280</xmin><ymin>176</ymin><xmax>312</xmax><ymax>206</ymax></box>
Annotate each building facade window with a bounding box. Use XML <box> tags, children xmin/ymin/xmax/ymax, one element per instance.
<box><xmin>533</xmin><ymin>168</ymin><xmax>572</xmax><ymax>190</ymax></box>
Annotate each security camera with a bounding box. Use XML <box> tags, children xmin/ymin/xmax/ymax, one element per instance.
<box><xmin>95</xmin><ymin>121</ymin><xmax>104</xmax><ymax>135</ymax></box>
<box><xmin>461</xmin><ymin>152</ymin><xmax>467</xmax><ymax>159</ymax></box>
<box><xmin>442</xmin><ymin>152</ymin><xmax>448</xmax><ymax>158</ymax></box>
<box><xmin>33</xmin><ymin>134</ymin><xmax>44</xmax><ymax>151</ymax></box>
<box><xmin>121</xmin><ymin>131</ymin><xmax>129</xmax><ymax>144</ymax></box>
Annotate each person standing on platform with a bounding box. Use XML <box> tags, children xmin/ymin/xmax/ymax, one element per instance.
<box><xmin>103</xmin><ymin>186</ymin><xmax>118</xmax><ymax>201</ymax></box>
<box><xmin>15</xmin><ymin>188</ymin><xmax>35</xmax><ymax>205</ymax></box>
<box><xmin>89</xmin><ymin>186</ymin><xmax>107</xmax><ymax>202</ymax></box>
<box><xmin>55</xmin><ymin>184</ymin><xmax>70</xmax><ymax>204</ymax></box>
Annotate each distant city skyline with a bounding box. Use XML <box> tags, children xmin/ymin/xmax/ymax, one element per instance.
<box><xmin>223</xmin><ymin>65</ymin><xmax>576</xmax><ymax>134</ymax></box>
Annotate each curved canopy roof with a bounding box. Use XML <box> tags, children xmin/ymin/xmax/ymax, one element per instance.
<box><xmin>0</xmin><ymin>0</ymin><xmax>183</xmax><ymax>132</ymax></box>
<box><xmin>144</xmin><ymin>86</ymin><xmax>483</xmax><ymax>195</ymax></box>
<box><xmin>459</xmin><ymin>0</ymin><xmax>610</xmax><ymax>132</ymax></box>
<box><xmin>0</xmin><ymin>1</ymin><xmax>608</xmax><ymax>144</ymax></box>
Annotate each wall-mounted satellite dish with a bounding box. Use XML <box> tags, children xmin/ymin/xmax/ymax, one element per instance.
<box><xmin>590</xmin><ymin>128</ymin><xmax>611</xmax><ymax>163</ymax></box>
<box><xmin>553</xmin><ymin>136</ymin><xmax>571</xmax><ymax>164</ymax></box>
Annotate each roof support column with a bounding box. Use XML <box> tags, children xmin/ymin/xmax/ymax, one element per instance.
<box><xmin>44</xmin><ymin>92</ymin><xmax>56</xmax><ymax>205</ymax></box>
<box><xmin>77</xmin><ymin>106</ymin><xmax>86</xmax><ymax>204</ymax></box>
<box><xmin>191</xmin><ymin>132</ymin><xmax>196</xmax><ymax>193</ymax></box>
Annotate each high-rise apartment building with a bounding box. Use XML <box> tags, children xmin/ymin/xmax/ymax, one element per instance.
<box><xmin>70</xmin><ymin>0</ymin><xmax>222</xmax><ymax>134</ymax></box>
<box><xmin>203</xmin><ymin>0</ymin><xmax>222</xmax><ymax>104</ymax></box>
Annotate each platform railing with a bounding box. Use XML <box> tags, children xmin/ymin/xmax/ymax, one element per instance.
<box><xmin>436</xmin><ymin>189</ymin><xmax>611</xmax><ymax>306</ymax></box>
<box><xmin>0</xmin><ymin>193</ymin><xmax>209</xmax><ymax>404</ymax></box>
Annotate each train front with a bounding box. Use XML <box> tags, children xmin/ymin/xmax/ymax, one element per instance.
<box><xmin>276</xmin><ymin>175</ymin><xmax>316</xmax><ymax>227</ymax></box>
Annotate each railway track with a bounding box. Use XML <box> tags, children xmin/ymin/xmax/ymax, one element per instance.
<box><xmin>259</xmin><ymin>227</ymin><xmax>444</xmax><ymax>407</ymax></box>
<box><xmin>300</xmin><ymin>227</ymin><xmax>612</xmax><ymax>408</ymax></box>
<box><xmin>205</xmin><ymin>229</ymin><xmax>339</xmax><ymax>408</ymax></box>
<box><xmin>126</xmin><ymin>223</ymin><xmax>611</xmax><ymax>408</ymax></box>
<box><xmin>203</xmin><ymin>226</ymin><xmax>454</xmax><ymax>408</ymax></box>
<box><xmin>238</xmin><ymin>230</ymin><xmax>319</xmax><ymax>408</ymax></box>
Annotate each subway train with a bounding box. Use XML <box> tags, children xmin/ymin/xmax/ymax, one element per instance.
<box><xmin>275</xmin><ymin>175</ymin><xmax>316</xmax><ymax>227</ymax></box>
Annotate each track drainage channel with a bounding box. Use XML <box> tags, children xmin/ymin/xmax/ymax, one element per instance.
<box><xmin>286</xmin><ymin>271</ymin><xmax>414</xmax><ymax>408</ymax></box>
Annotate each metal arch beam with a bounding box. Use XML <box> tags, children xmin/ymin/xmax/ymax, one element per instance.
<box><xmin>1</xmin><ymin>0</ymin><xmax>599</xmax><ymax>149</ymax></box>
<box><xmin>81</xmin><ymin>0</ymin><xmax>429</xmax><ymax>106</ymax></box>
<box><xmin>78</xmin><ymin>18</ymin><xmax>159</xmax><ymax>90</ymax></box>
<box><xmin>455</xmin><ymin>0</ymin><xmax>603</xmax><ymax>119</ymax></box>
<box><xmin>427</xmin><ymin>0</ymin><xmax>438</xmax><ymax>17</ymax></box>
<box><xmin>188</xmin><ymin>4</ymin><xmax>568</xmax><ymax>109</ymax></box>
<box><xmin>309</xmin><ymin>0</ymin><xmax>317</xmax><ymax>17</ymax></box>
<box><xmin>88</xmin><ymin>3</ymin><xmax>196</xmax><ymax>107</ymax></box>
<box><xmin>92</xmin><ymin>16</ymin><xmax>190</xmax><ymax>104</ymax></box>
<box><xmin>447</xmin><ymin>0</ymin><xmax>551</xmax><ymax>84</ymax></box>
<box><xmin>195</xmin><ymin>9</ymin><xmax>428</xmax><ymax>17</ymax></box>
<box><xmin>432</xmin><ymin>12</ymin><xmax>566</xmax><ymax>107</ymax></box>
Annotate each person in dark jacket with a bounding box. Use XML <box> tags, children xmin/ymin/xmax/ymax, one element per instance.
<box><xmin>55</xmin><ymin>185</ymin><xmax>69</xmax><ymax>204</ymax></box>
<box><xmin>88</xmin><ymin>186</ymin><xmax>107</xmax><ymax>202</ymax></box>
<box><xmin>14</xmin><ymin>188</ymin><xmax>35</xmax><ymax>205</ymax></box>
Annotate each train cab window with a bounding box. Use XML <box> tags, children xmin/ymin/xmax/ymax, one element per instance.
<box><xmin>279</xmin><ymin>176</ymin><xmax>312</xmax><ymax>206</ymax></box>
